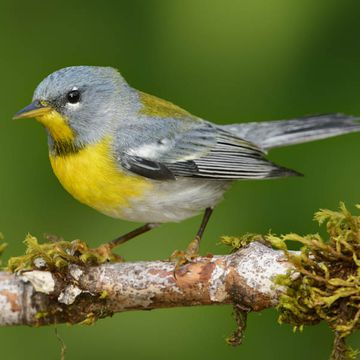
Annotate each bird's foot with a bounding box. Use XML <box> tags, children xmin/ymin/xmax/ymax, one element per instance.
<box><xmin>170</xmin><ymin>236</ymin><xmax>201</xmax><ymax>273</ymax></box>
<box><xmin>78</xmin><ymin>243</ymin><xmax>124</xmax><ymax>264</ymax></box>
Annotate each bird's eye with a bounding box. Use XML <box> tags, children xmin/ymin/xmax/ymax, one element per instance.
<box><xmin>66</xmin><ymin>89</ymin><xmax>81</xmax><ymax>104</ymax></box>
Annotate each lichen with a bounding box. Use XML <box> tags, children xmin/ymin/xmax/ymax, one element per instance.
<box><xmin>99</xmin><ymin>290</ymin><xmax>109</xmax><ymax>299</ymax></box>
<box><xmin>269</xmin><ymin>203</ymin><xmax>360</xmax><ymax>360</ymax></box>
<box><xmin>222</xmin><ymin>203</ymin><xmax>360</xmax><ymax>360</ymax></box>
<box><xmin>35</xmin><ymin>311</ymin><xmax>49</xmax><ymax>319</ymax></box>
<box><xmin>221</xmin><ymin>233</ymin><xmax>267</xmax><ymax>250</ymax></box>
<box><xmin>3</xmin><ymin>203</ymin><xmax>359</xmax><ymax>359</ymax></box>
<box><xmin>7</xmin><ymin>234</ymin><xmax>121</xmax><ymax>273</ymax></box>
<box><xmin>79</xmin><ymin>312</ymin><xmax>96</xmax><ymax>325</ymax></box>
<box><xmin>226</xmin><ymin>304</ymin><xmax>248</xmax><ymax>346</ymax></box>
<box><xmin>266</xmin><ymin>203</ymin><xmax>360</xmax><ymax>359</ymax></box>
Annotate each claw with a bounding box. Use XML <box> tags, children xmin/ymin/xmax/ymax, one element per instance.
<box><xmin>169</xmin><ymin>207</ymin><xmax>214</xmax><ymax>277</ymax></box>
<box><xmin>170</xmin><ymin>236</ymin><xmax>201</xmax><ymax>277</ymax></box>
<box><xmin>79</xmin><ymin>243</ymin><xmax>123</xmax><ymax>264</ymax></box>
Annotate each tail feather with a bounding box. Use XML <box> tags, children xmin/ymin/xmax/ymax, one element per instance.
<box><xmin>222</xmin><ymin>114</ymin><xmax>360</xmax><ymax>150</ymax></box>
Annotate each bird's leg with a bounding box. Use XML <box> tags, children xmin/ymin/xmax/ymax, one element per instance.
<box><xmin>186</xmin><ymin>207</ymin><xmax>213</xmax><ymax>256</ymax></box>
<box><xmin>108</xmin><ymin>223</ymin><xmax>160</xmax><ymax>249</ymax></box>
<box><xmin>171</xmin><ymin>207</ymin><xmax>214</xmax><ymax>267</ymax></box>
<box><xmin>90</xmin><ymin>223</ymin><xmax>160</xmax><ymax>262</ymax></box>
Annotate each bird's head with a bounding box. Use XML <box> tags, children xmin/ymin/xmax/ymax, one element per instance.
<box><xmin>14</xmin><ymin>66</ymin><xmax>134</xmax><ymax>148</ymax></box>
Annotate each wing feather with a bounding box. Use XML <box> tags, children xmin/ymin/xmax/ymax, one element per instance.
<box><xmin>116</xmin><ymin>119</ymin><xmax>300</xmax><ymax>180</ymax></box>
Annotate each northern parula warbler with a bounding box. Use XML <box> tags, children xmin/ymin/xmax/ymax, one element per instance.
<box><xmin>13</xmin><ymin>66</ymin><xmax>360</xmax><ymax>260</ymax></box>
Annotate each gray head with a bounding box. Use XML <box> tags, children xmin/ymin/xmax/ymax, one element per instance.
<box><xmin>15</xmin><ymin>66</ymin><xmax>136</xmax><ymax>145</ymax></box>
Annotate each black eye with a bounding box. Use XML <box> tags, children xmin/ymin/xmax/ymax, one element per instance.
<box><xmin>67</xmin><ymin>89</ymin><xmax>81</xmax><ymax>104</ymax></box>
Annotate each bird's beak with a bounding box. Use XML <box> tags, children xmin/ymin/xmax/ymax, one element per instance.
<box><xmin>13</xmin><ymin>100</ymin><xmax>51</xmax><ymax>120</ymax></box>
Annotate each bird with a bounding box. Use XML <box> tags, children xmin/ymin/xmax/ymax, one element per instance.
<box><xmin>13</xmin><ymin>66</ymin><xmax>360</xmax><ymax>262</ymax></box>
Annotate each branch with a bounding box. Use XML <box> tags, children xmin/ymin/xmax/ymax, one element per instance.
<box><xmin>1</xmin><ymin>203</ymin><xmax>359</xmax><ymax>360</ymax></box>
<box><xmin>0</xmin><ymin>242</ymin><xmax>293</xmax><ymax>326</ymax></box>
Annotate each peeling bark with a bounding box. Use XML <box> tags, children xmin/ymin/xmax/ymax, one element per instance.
<box><xmin>0</xmin><ymin>242</ymin><xmax>294</xmax><ymax>326</ymax></box>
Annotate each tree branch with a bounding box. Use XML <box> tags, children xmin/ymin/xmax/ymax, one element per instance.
<box><xmin>0</xmin><ymin>242</ymin><xmax>293</xmax><ymax>326</ymax></box>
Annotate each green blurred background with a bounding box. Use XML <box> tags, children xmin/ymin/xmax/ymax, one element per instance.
<box><xmin>0</xmin><ymin>0</ymin><xmax>359</xmax><ymax>359</ymax></box>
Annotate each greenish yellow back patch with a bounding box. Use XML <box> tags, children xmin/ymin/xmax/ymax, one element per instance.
<box><xmin>49</xmin><ymin>137</ymin><xmax>151</xmax><ymax>216</ymax></box>
<box><xmin>139</xmin><ymin>91</ymin><xmax>192</xmax><ymax>118</ymax></box>
<box><xmin>36</xmin><ymin>110</ymin><xmax>75</xmax><ymax>142</ymax></box>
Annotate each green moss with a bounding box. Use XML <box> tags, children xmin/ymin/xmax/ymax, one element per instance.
<box><xmin>35</xmin><ymin>311</ymin><xmax>49</xmax><ymax>320</ymax></box>
<box><xmin>221</xmin><ymin>233</ymin><xmax>267</xmax><ymax>250</ymax></box>
<box><xmin>79</xmin><ymin>312</ymin><xmax>96</xmax><ymax>325</ymax></box>
<box><xmin>222</xmin><ymin>203</ymin><xmax>360</xmax><ymax>360</ymax></box>
<box><xmin>99</xmin><ymin>291</ymin><xmax>109</xmax><ymax>299</ymax></box>
<box><xmin>7</xmin><ymin>234</ymin><xmax>121</xmax><ymax>273</ymax></box>
<box><xmin>270</xmin><ymin>203</ymin><xmax>360</xmax><ymax>360</ymax></box>
<box><xmin>267</xmin><ymin>203</ymin><xmax>360</xmax><ymax>338</ymax></box>
<box><xmin>4</xmin><ymin>203</ymin><xmax>360</xmax><ymax>359</ymax></box>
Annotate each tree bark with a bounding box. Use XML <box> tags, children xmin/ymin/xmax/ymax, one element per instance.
<box><xmin>0</xmin><ymin>242</ymin><xmax>294</xmax><ymax>326</ymax></box>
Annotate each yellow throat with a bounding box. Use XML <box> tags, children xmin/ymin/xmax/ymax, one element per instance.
<box><xmin>36</xmin><ymin>111</ymin><xmax>151</xmax><ymax>216</ymax></box>
<box><xmin>37</xmin><ymin>109</ymin><xmax>75</xmax><ymax>143</ymax></box>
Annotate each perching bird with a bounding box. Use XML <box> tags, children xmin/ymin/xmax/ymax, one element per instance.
<box><xmin>14</xmin><ymin>66</ymin><xmax>360</xmax><ymax>261</ymax></box>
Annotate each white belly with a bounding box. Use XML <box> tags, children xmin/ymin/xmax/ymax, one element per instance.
<box><xmin>107</xmin><ymin>178</ymin><xmax>232</xmax><ymax>223</ymax></box>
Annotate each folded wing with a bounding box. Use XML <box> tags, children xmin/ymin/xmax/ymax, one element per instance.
<box><xmin>116</xmin><ymin>119</ymin><xmax>300</xmax><ymax>180</ymax></box>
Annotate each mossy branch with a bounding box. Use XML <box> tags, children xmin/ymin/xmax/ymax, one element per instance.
<box><xmin>0</xmin><ymin>203</ymin><xmax>359</xmax><ymax>360</ymax></box>
<box><xmin>0</xmin><ymin>241</ymin><xmax>291</xmax><ymax>325</ymax></box>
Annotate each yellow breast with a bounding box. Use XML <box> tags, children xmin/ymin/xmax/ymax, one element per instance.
<box><xmin>49</xmin><ymin>137</ymin><xmax>151</xmax><ymax>216</ymax></box>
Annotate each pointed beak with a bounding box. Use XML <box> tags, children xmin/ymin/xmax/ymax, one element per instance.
<box><xmin>13</xmin><ymin>100</ymin><xmax>51</xmax><ymax>120</ymax></box>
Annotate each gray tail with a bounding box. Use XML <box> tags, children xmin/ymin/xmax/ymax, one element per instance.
<box><xmin>222</xmin><ymin>114</ymin><xmax>360</xmax><ymax>151</ymax></box>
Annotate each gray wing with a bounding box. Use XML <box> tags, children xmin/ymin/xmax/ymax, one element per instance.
<box><xmin>115</xmin><ymin>118</ymin><xmax>300</xmax><ymax>180</ymax></box>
